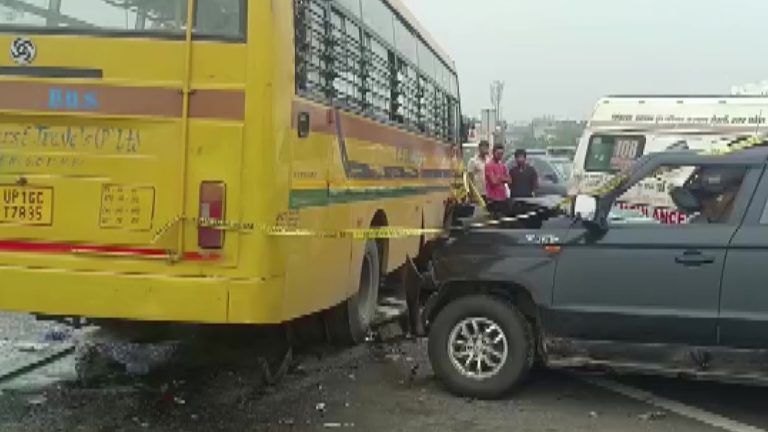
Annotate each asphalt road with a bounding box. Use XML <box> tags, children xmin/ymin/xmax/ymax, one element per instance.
<box><xmin>247</xmin><ymin>340</ymin><xmax>766</xmax><ymax>432</ymax></box>
<box><xmin>615</xmin><ymin>374</ymin><xmax>768</xmax><ymax>431</ymax></box>
<box><xmin>0</xmin><ymin>312</ymin><xmax>766</xmax><ymax>432</ymax></box>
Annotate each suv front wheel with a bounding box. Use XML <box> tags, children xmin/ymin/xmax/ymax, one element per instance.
<box><xmin>428</xmin><ymin>295</ymin><xmax>534</xmax><ymax>399</ymax></box>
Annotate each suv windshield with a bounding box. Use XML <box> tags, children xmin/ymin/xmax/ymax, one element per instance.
<box><xmin>0</xmin><ymin>0</ymin><xmax>244</xmax><ymax>39</ymax></box>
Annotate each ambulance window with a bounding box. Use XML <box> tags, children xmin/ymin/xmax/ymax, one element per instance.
<box><xmin>585</xmin><ymin>135</ymin><xmax>646</xmax><ymax>173</ymax></box>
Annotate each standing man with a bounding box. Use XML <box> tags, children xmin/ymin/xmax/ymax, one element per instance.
<box><xmin>467</xmin><ymin>140</ymin><xmax>490</xmax><ymax>202</ymax></box>
<box><xmin>508</xmin><ymin>149</ymin><xmax>539</xmax><ymax>198</ymax></box>
<box><xmin>485</xmin><ymin>144</ymin><xmax>510</xmax><ymax>216</ymax></box>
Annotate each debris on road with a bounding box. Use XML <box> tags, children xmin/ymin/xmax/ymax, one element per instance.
<box><xmin>589</xmin><ymin>411</ymin><xmax>599</xmax><ymax>418</ymax></box>
<box><xmin>638</xmin><ymin>411</ymin><xmax>667</xmax><ymax>421</ymax></box>
<box><xmin>27</xmin><ymin>395</ymin><xmax>47</xmax><ymax>406</ymax></box>
<box><xmin>374</xmin><ymin>322</ymin><xmax>404</xmax><ymax>342</ymax></box>
<box><xmin>384</xmin><ymin>353</ymin><xmax>401</xmax><ymax>362</ymax></box>
<box><xmin>43</xmin><ymin>329</ymin><xmax>71</xmax><ymax>342</ymax></box>
<box><xmin>15</xmin><ymin>342</ymin><xmax>49</xmax><ymax>353</ymax></box>
<box><xmin>408</xmin><ymin>364</ymin><xmax>419</xmax><ymax>383</ymax></box>
<box><xmin>292</xmin><ymin>364</ymin><xmax>308</xmax><ymax>376</ymax></box>
<box><xmin>323</xmin><ymin>422</ymin><xmax>355</xmax><ymax>428</ymax></box>
<box><xmin>74</xmin><ymin>328</ymin><xmax>179</xmax><ymax>378</ymax></box>
<box><xmin>316</xmin><ymin>402</ymin><xmax>327</xmax><ymax>413</ymax></box>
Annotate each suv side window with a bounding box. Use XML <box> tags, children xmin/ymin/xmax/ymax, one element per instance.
<box><xmin>611</xmin><ymin>164</ymin><xmax>748</xmax><ymax>226</ymax></box>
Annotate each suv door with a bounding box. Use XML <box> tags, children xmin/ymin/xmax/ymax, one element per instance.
<box><xmin>548</xmin><ymin>161</ymin><xmax>760</xmax><ymax>346</ymax></box>
<box><xmin>720</xmin><ymin>165</ymin><xmax>768</xmax><ymax>348</ymax></box>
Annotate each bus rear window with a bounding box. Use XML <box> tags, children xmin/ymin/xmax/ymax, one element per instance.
<box><xmin>0</xmin><ymin>0</ymin><xmax>245</xmax><ymax>40</ymax></box>
<box><xmin>584</xmin><ymin>135</ymin><xmax>646</xmax><ymax>172</ymax></box>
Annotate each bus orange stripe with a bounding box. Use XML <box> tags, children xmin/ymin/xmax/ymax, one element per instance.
<box><xmin>292</xmin><ymin>98</ymin><xmax>452</xmax><ymax>154</ymax></box>
<box><xmin>0</xmin><ymin>81</ymin><xmax>244</xmax><ymax>120</ymax></box>
<box><xmin>0</xmin><ymin>240</ymin><xmax>219</xmax><ymax>261</ymax></box>
<box><xmin>188</xmin><ymin>89</ymin><xmax>245</xmax><ymax>121</ymax></box>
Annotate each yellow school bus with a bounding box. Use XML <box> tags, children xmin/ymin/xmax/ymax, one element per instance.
<box><xmin>0</xmin><ymin>0</ymin><xmax>461</xmax><ymax>343</ymax></box>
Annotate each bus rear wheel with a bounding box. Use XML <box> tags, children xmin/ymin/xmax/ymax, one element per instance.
<box><xmin>327</xmin><ymin>240</ymin><xmax>380</xmax><ymax>345</ymax></box>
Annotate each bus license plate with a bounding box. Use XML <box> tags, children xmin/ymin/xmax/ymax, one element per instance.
<box><xmin>0</xmin><ymin>186</ymin><xmax>53</xmax><ymax>225</ymax></box>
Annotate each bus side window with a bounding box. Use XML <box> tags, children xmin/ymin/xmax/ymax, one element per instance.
<box><xmin>195</xmin><ymin>0</ymin><xmax>244</xmax><ymax>38</ymax></box>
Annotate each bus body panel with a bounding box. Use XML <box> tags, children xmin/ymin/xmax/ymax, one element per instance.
<box><xmin>0</xmin><ymin>0</ymin><xmax>457</xmax><ymax>325</ymax></box>
<box><xmin>0</xmin><ymin>28</ymin><xmax>249</xmax><ymax>271</ymax></box>
<box><xmin>280</xmin><ymin>98</ymin><xmax>452</xmax><ymax>320</ymax></box>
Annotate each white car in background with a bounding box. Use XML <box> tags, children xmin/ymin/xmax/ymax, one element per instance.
<box><xmin>570</xmin><ymin>95</ymin><xmax>768</xmax><ymax>223</ymax></box>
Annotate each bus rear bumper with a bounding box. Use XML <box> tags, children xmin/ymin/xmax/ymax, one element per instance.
<box><xmin>0</xmin><ymin>266</ymin><xmax>285</xmax><ymax>325</ymax></box>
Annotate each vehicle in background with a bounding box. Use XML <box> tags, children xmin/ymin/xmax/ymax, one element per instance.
<box><xmin>548</xmin><ymin>157</ymin><xmax>573</xmax><ymax>181</ymax></box>
<box><xmin>525</xmin><ymin>148</ymin><xmax>547</xmax><ymax>157</ymax></box>
<box><xmin>570</xmin><ymin>95</ymin><xmax>768</xmax><ymax>224</ymax></box>
<box><xmin>508</xmin><ymin>156</ymin><xmax>570</xmax><ymax>196</ymax></box>
<box><xmin>503</xmin><ymin>148</ymin><xmax>546</xmax><ymax>166</ymax></box>
<box><xmin>546</xmin><ymin>146</ymin><xmax>576</xmax><ymax>160</ymax></box>
<box><xmin>462</xmin><ymin>141</ymin><xmax>481</xmax><ymax>165</ymax></box>
<box><xmin>0</xmin><ymin>0</ymin><xmax>461</xmax><ymax>345</ymax></box>
<box><xmin>425</xmin><ymin>145</ymin><xmax>768</xmax><ymax>399</ymax></box>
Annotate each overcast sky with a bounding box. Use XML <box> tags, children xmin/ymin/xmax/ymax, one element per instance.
<box><xmin>405</xmin><ymin>0</ymin><xmax>768</xmax><ymax>122</ymax></box>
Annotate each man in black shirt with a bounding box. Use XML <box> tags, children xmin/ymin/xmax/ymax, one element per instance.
<box><xmin>508</xmin><ymin>149</ymin><xmax>539</xmax><ymax>198</ymax></box>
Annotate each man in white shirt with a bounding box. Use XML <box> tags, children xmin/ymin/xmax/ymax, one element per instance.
<box><xmin>466</xmin><ymin>140</ymin><xmax>490</xmax><ymax>202</ymax></box>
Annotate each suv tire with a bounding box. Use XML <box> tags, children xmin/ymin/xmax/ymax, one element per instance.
<box><xmin>428</xmin><ymin>295</ymin><xmax>534</xmax><ymax>399</ymax></box>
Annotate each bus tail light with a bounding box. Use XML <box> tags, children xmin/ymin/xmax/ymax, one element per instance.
<box><xmin>198</xmin><ymin>182</ymin><xmax>226</xmax><ymax>249</ymax></box>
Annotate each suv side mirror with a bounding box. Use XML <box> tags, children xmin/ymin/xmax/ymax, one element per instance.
<box><xmin>670</xmin><ymin>187</ymin><xmax>701</xmax><ymax>214</ymax></box>
<box><xmin>573</xmin><ymin>194</ymin><xmax>597</xmax><ymax>220</ymax></box>
<box><xmin>544</xmin><ymin>173</ymin><xmax>558</xmax><ymax>183</ymax></box>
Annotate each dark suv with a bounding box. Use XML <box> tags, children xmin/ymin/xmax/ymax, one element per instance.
<box><xmin>424</xmin><ymin>146</ymin><xmax>768</xmax><ymax>399</ymax></box>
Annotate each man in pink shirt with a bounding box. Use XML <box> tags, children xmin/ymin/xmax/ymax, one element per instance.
<box><xmin>485</xmin><ymin>144</ymin><xmax>510</xmax><ymax>216</ymax></box>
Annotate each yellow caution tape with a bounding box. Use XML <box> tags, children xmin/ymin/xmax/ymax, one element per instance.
<box><xmin>151</xmin><ymin>214</ymin><xmax>185</xmax><ymax>244</ymax></box>
<box><xmin>151</xmin><ymin>136</ymin><xmax>766</xmax><ymax>243</ymax></box>
<box><xmin>265</xmin><ymin>226</ymin><xmax>444</xmax><ymax>239</ymax></box>
<box><xmin>463</xmin><ymin>171</ymin><xmax>487</xmax><ymax>208</ymax></box>
<box><xmin>151</xmin><ymin>216</ymin><xmax>445</xmax><ymax>243</ymax></box>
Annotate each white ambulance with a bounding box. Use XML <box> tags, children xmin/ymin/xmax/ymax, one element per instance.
<box><xmin>571</xmin><ymin>95</ymin><xmax>768</xmax><ymax>223</ymax></box>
